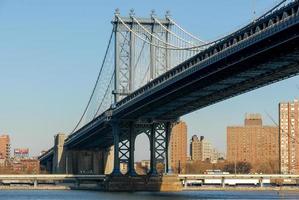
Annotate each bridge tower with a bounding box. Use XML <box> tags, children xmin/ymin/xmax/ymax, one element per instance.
<box><xmin>112</xmin><ymin>9</ymin><xmax>172</xmax><ymax>102</ymax></box>
<box><xmin>45</xmin><ymin>9</ymin><xmax>205</xmax><ymax>178</ymax></box>
<box><xmin>110</xmin><ymin>10</ymin><xmax>176</xmax><ymax>176</ymax></box>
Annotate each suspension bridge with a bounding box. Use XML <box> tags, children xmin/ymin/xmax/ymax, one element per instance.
<box><xmin>38</xmin><ymin>0</ymin><xmax>299</xmax><ymax>191</ymax></box>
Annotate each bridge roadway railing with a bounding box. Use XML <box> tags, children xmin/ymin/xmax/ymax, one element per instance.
<box><xmin>178</xmin><ymin>174</ymin><xmax>299</xmax><ymax>179</ymax></box>
<box><xmin>113</xmin><ymin>0</ymin><xmax>299</xmax><ymax>113</ymax></box>
<box><xmin>0</xmin><ymin>174</ymin><xmax>106</xmax><ymax>181</ymax></box>
<box><xmin>44</xmin><ymin>1</ymin><xmax>299</xmax><ymax>152</ymax></box>
<box><xmin>38</xmin><ymin>147</ymin><xmax>54</xmax><ymax>161</ymax></box>
<box><xmin>178</xmin><ymin>174</ymin><xmax>299</xmax><ymax>188</ymax></box>
<box><xmin>0</xmin><ymin>174</ymin><xmax>106</xmax><ymax>188</ymax></box>
<box><xmin>64</xmin><ymin>111</ymin><xmax>109</xmax><ymax>145</ymax></box>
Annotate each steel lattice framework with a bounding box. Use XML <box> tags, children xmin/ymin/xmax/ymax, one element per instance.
<box><xmin>39</xmin><ymin>0</ymin><xmax>299</xmax><ymax>176</ymax></box>
<box><xmin>72</xmin><ymin>10</ymin><xmax>206</xmax><ymax>133</ymax></box>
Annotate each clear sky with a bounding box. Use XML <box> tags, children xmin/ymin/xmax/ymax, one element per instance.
<box><xmin>0</xmin><ymin>0</ymin><xmax>298</xmax><ymax>160</ymax></box>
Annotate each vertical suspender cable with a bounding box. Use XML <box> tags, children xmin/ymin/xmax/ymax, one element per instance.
<box><xmin>71</xmin><ymin>29</ymin><xmax>114</xmax><ymax>134</ymax></box>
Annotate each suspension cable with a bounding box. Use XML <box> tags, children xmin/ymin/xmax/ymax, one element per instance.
<box><xmin>131</xmin><ymin>16</ymin><xmax>182</xmax><ymax>49</ymax></box>
<box><xmin>167</xmin><ymin>17</ymin><xmax>206</xmax><ymax>43</ymax></box>
<box><xmin>70</xmin><ymin>29</ymin><xmax>114</xmax><ymax>134</ymax></box>
<box><xmin>71</xmin><ymin>0</ymin><xmax>291</xmax><ymax>134</ymax></box>
<box><xmin>116</xmin><ymin>15</ymin><xmax>204</xmax><ymax>51</ymax></box>
<box><xmin>153</xmin><ymin>16</ymin><xmax>202</xmax><ymax>47</ymax></box>
<box><xmin>93</xmin><ymin>73</ymin><xmax>115</xmax><ymax>119</ymax></box>
<box><xmin>133</xmin><ymin>38</ymin><xmax>147</xmax><ymax>73</ymax></box>
<box><xmin>206</xmin><ymin>0</ymin><xmax>289</xmax><ymax>44</ymax></box>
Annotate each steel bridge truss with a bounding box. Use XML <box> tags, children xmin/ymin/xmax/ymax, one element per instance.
<box><xmin>113</xmin><ymin>11</ymin><xmax>172</xmax><ymax>102</ymax></box>
<box><xmin>110</xmin><ymin>120</ymin><xmax>174</xmax><ymax>176</ymax></box>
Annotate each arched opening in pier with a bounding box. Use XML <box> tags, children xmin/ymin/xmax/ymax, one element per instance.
<box><xmin>134</xmin><ymin>133</ymin><xmax>150</xmax><ymax>175</ymax></box>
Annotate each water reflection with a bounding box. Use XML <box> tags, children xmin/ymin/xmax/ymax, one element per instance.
<box><xmin>0</xmin><ymin>190</ymin><xmax>298</xmax><ymax>200</ymax></box>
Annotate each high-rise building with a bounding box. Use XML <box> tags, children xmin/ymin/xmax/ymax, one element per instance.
<box><xmin>190</xmin><ymin>135</ymin><xmax>221</xmax><ymax>163</ymax></box>
<box><xmin>211</xmin><ymin>148</ymin><xmax>224</xmax><ymax>163</ymax></box>
<box><xmin>12</xmin><ymin>159</ymin><xmax>40</xmax><ymax>174</ymax></box>
<box><xmin>0</xmin><ymin>135</ymin><xmax>10</xmax><ymax>161</ymax></box>
<box><xmin>170</xmin><ymin>121</ymin><xmax>187</xmax><ymax>173</ymax></box>
<box><xmin>201</xmin><ymin>137</ymin><xmax>213</xmax><ymax>161</ymax></box>
<box><xmin>227</xmin><ymin>114</ymin><xmax>279</xmax><ymax>171</ymax></box>
<box><xmin>279</xmin><ymin>100</ymin><xmax>299</xmax><ymax>174</ymax></box>
<box><xmin>190</xmin><ymin>135</ymin><xmax>201</xmax><ymax>161</ymax></box>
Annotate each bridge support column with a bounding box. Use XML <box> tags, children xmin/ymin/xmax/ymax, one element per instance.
<box><xmin>149</xmin><ymin>121</ymin><xmax>172</xmax><ymax>175</ymax></box>
<box><xmin>149</xmin><ymin>123</ymin><xmax>157</xmax><ymax>175</ymax></box>
<box><xmin>65</xmin><ymin>150</ymin><xmax>73</xmax><ymax>174</ymax></box>
<box><xmin>33</xmin><ymin>179</ymin><xmax>38</xmax><ymax>188</ymax></box>
<box><xmin>259</xmin><ymin>177</ymin><xmax>264</xmax><ymax>187</ymax></box>
<box><xmin>110</xmin><ymin>121</ymin><xmax>138</xmax><ymax>176</ymax></box>
<box><xmin>111</xmin><ymin>121</ymin><xmax>121</xmax><ymax>176</ymax></box>
<box><xmin>184</xmin><ymin>177</ymin><xmax>187</xmax><ymax>188</ymax></box>
<box><xmin>52</xmin><ymin>133</ymin><xmax>66</xmax><ymax>174</ymax></box>
<box><xmin>45</xmin><ymin>159</ymin><xmax>53</xmax><ymax>174</ymax></box>
<box><xmin>165</xmin><ymin>122</ymin><xmax>172</xmax><ymax>174</ymax></box>
<box><xmin>104</xmin><ymin>147</ymin><xmax>114</xmax><ymax>174</ymax></box>
<box><xmin>92</xmin><ymin>149</ymin><xmax>105</xmax><ymax>174</ymax></box>
<box><xmin>109</xmin><ymin>120</ymin><xmax>174</xmax><ymax>176</ymax></box>
<box><xmin>221</xmin><ymin>177</ymin><xmax>225</xmax><ymax>188</ymax></box>
<box><xmin>127</xmin><ymin>122</ymin><xmax>137</xmax><ymax>176</ymax></box>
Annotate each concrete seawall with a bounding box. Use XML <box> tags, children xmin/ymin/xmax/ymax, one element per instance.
<box><xmin>3</xmin><ymin>174</ymin><xmax>299</xmax><ymax>192</ymax></box>
<box><xmin>105</xmin><ymin>175</ymin><xmax>182</xmax><ymax>192</ymax></box>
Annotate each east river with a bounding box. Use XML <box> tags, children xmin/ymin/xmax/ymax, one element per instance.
<box><xmin>0</xmin><ymin>190</ymin><xmax>299</xmax><ymax>200</ymax></box>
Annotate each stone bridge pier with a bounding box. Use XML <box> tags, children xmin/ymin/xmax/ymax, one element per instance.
<box><xmin>51</xmin><ymin>120</ymin><xmax>176</xmax><ymax>177</ymax></box>
<box><xmin>52</xmin><ymin>133</ymin><xmax>111</xmax><ymax>175</ymax></box>
<box><xmin>47</xmin><ymin>120</ymin><xmax>182</xmax><ymax>191</ymax></box>
<box><xmin>49</xmin><ymin>120</ymin><xmax>182</xmax><ymax>191</ymax></box>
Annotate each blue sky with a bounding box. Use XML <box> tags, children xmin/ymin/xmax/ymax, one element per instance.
<box><xmin>0</xmin><ymin>0</ymin><xmax>297</xmax><ymax>160</ymax></box>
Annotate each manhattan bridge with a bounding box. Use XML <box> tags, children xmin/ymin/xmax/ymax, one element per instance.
<box><xmin>39</xmin><ymin>0</ymin><xmax>299</xmax><ymax>182</ymax></box>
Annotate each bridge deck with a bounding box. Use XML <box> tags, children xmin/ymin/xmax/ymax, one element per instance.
<box><xmin>41</xmin><ymin>1</ymin><xmax>299</xmax><ymax>154</ymax></box>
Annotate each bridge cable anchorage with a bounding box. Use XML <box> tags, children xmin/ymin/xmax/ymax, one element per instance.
<box><xmin>70</xmin><ymin>29</ymin><xmax>114</xmax><ymax>134</ymax></box>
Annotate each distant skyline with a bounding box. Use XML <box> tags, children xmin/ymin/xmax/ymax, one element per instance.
<box><xmin>0</xmin><ymin>0</ymin><xmax>298</xmax><ymax>160</ymax></box>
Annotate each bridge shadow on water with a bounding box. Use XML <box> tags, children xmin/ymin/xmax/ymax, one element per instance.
<box><xmin>1</xmin><ymin>189</ymin><xmax>298</xmax><ymax>200</ymax></box>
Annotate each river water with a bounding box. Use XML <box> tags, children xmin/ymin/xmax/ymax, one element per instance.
<box><xmin>0</xmin><ymin>190</ymin><xmax>299</xmax><ymax>200</ymax></box>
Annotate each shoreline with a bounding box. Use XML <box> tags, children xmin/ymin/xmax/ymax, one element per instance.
<box><xmin>1</xmin><ymin>185</ymin><xmax>299</xmax><ymax>192</ymax></box>
<box><xmin>0</xmin><ymin>185</ymin><xmax>70</xmax><ymax>190</ymax></box>
<box><xmin>183</xmin><ymin>186</ymin><xmax>299</xmax><ymax>192</ymax></box>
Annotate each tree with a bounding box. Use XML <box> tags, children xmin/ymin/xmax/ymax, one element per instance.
<box><xmin>254</xmin><ymin>160</ymin><xmax>279</xmax><ymax>174</ymax></box>
<box><xmin>185</xmin><ymin>160</ymin><xmax>229</xmax><ymax>174</ymax></box>
<box><xmin>223</xmin><ymin>161</ymin><xmax>252</xmax><ymax>174</ymax></box>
